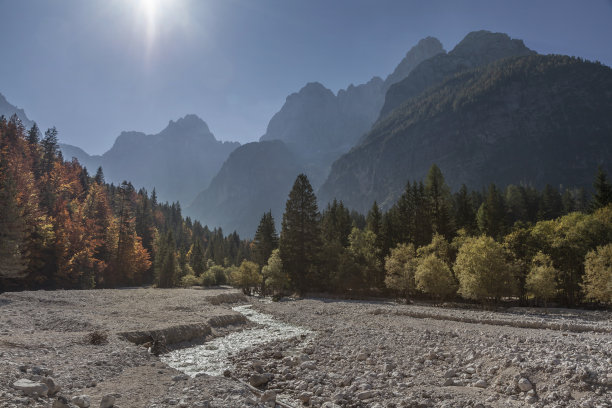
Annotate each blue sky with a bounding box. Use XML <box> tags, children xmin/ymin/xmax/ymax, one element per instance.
<box><xmin>1</xmin><ymin>0</ymin><xmax>611</xmax><ymax>154</ymax></box>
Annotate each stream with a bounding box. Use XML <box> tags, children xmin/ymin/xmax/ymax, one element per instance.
<box><xmin>161</xmin><ymin>304</ymin><xmax>311</xmax><ymax>377</ymax></box>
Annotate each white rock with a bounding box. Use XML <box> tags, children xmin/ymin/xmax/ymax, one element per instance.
<box><xmin>12</xmin><ymin>379</ymin><xmax>48</xmax><ymax>397</ymax></box>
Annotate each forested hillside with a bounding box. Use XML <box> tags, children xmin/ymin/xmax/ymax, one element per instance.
<box><xmin>320</xmin><ymin>55</ymin><xmax>612</xmax><ymax>212</ymax></box>
<box><xmin>0</xmin><ymin>116</ymin><xmax>251</xmax><ymax>291</ymax></box>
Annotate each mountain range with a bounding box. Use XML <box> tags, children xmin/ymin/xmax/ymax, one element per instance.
<box><xmin>5</xmin><ymin>30</ymin><xmax>612</xmax><ymax>237</ymax></box>
<box><xmin>59</xmin><ymin>115</ymin><xmax>239</xmax><ymax>205</ymax></box>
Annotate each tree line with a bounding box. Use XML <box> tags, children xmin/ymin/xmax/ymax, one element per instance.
<box><xmin>0</xmin><ymin>115</ymin><xmax>251</xmax><ymax>291</ymax></box>
<box><xmin>242</xmin><ymin>165</ymin><xmax>612</xmax><ymax>306</ymax></box>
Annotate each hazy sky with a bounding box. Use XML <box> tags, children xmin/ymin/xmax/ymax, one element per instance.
<box><xmin>1</xmin><ymin>0</ymin><xmax>611</xmax><ymax>154</ymax></box>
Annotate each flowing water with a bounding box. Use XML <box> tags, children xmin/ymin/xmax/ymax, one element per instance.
<box><xmin>161</xmin><ymin>304</ymin><xmax>311</xmax><ymax>377</ymax></box>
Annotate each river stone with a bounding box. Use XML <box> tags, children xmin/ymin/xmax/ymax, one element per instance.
<box><xmin>52</xmin><ymin>396</ymin><xmax>70</xmax><ymax>408</ymax></box>
<box><xmin>12</xmin><ymin>378</ymin><xmax>49</xmax><ymax>397</ymax></box>
<box><xmin>518</xmin><ymin>378</ymin><xmax>533</xmax><ymax>392</ymax></box>
<box><xmin>300</xmin><ymin>361</ymin><xmax>316</xmax><ymax>370</ymax></box>
<box><xmin>474</xmin><ymin>379</ymin><xmax>488</xmax><ymax>388</ymax></box>
<box><xmin>357</xmin><ymin>390</ymin><xmax>374</xmax><ymax>400</ymax></box>
<box><xmin>261</xmin><ymin>390</ymin><xmax>276</xmax><ymax>403</ymax></box>
<box><xmin>322</xmin><ymin>403</ymin><xmax>341</xmax><ymax>408</ymax></box>
<box><xmin>299</xmin><ymin>392</ymin><xmax>312</xmax><ymax>403</ymax></box>
<box><xmin>43</xmin><ymin>376</ymin><xmax>61</xmax><ymax>395</ymax></box>
<box><xmin>249</xmin><ymin>374</ymin><xmax>269</xmax><ymax>387</ymax></box>
<box><xmin>100</xmin><ymin>394</ymin><xmax>115</xmax><ymax>408</ymax></box>
<box><xmin>72</xmin><ymin>395</ymin><xmax>91</xmax><ymax>408</ymax></box>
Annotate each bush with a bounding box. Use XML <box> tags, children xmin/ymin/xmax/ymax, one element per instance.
<box><xmin>415</xmin><ymin>254</ymin><xmax>457</xmax><ymax>299</ymax></box>
<box><xmin>583</xmin><ymin>243</ymin><xmax>612</xmax><ymax>303</ymax></box>
<box><xmin>85</xmin><ymin>330</ymin><xmax>108</xmax><ymax>345</ymax></box>
<box><xmin>180</xmin><ymin>273</ymin><xmax>202</xmax><ymax>287</ymax></box>
<box><xmin>454</xmin><ymin>235</ymin><xmax>516</xmax><ymax>303</ymax></box>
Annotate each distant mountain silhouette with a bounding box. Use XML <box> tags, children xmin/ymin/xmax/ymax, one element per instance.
<box><xmin>189</xmin><ymin>37</ymin><xmax>444</xmax><ymax>235</ymax></box>
<box><xmin>60</xmin><ymin>114</ymin><xmax>239</xmax><ymax>205</ymax></box>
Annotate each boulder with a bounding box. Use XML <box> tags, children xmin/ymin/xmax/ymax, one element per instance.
<box><xmin>72</xmin><ymin>395</ymin><xmax>92</xmax><ymax>408</ymax></box>
<box><xmin>100</xmin><ymin>394</ymin><xmax>115</xmax><ymax>408</ymax></box>
<box><xmin>12</xmin><ymin>378</ymin><xmax>48</xmax><ymax>397</ymax></box>
<box><xmin>518</xmin><ymin>378</ymin><xmax>533</xmax><ymax>392</ymax></box>
<box><xmin>249</xmin><ymin>374</ymin><xmax>269</xmax><ymax>387</ymax></box>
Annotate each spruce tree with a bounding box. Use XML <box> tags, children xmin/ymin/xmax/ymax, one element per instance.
<box><xmin>321</xmin><ymin>199</ymin><xmax>351</xmax><ymax>247</ymax></box>
<box><xmin>454</xmin><ymin>184</ymin><xmax>476</xmax><ymax>233</ymax></box>
<box><xmin>477</xmin><ymin>184</ymin><xmax>507</xmax><ymax>239</ymax></box>
<box><xmin>252</xmin><ymin>211</ymin><xmax>278</xmax><ymax>267</ymax></box>
<box><xmin>366</xmin><ymin>201</ymin><xmax>382</xmax><ymax>236</ymax></box>
<box><xmin>279</xmin><ymin>174</ymin><xmax>321</xmax><ymax>294</ymax></box>
<box><xmin>425</xmin><ymin>164</ymin><xmax>454</xmax><ymax>238</ymax></box>
<box><xmin>592</xmin><ymin>166</ymin><xmax>612</xmax><ymax>210</ymax></box>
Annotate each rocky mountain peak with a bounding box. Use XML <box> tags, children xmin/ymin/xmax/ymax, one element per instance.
<box><xmin>161</xmin><ymin>114</ymin><xmax>214</xmax><ymax>140</ymax></box>
<box><xmin>384</xmin><ymin>36</ymin><xmax>445</xmax><ymax>88</ymax></box>
<box><xmin>450</xmin><ymin>30</ymin><xmax>534</xmax><ymax>60</ymax></box>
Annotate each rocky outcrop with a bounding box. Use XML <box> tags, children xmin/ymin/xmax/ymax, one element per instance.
<box><xmin>60</xmin><ymin>114</ymin><xmax>239</xmax><ymax>206</ymax></box>
<box><xmin>0</xmin><ymin>92</ymin><xmax>35</xmax><ymax>129</ymax></box>
<box><xmin>379</xmin><ymin>30</ymin><xmax>535</xmax><ymax>119</ymax></box>
<box><xmin>320</xmin><ymin>54</ymin><xmax>612</xmax><ymax>212</ymax></box>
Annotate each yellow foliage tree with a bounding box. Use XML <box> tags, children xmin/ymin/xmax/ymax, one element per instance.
<box><xmin>583</xmin><ymin>243</ymin><xmax>612</xmax><ymax>303</ymax></box>
<box><xmin>384</xmin><ymin>243</ymin><xmax>418</xmax><ymax>302</ymax></box>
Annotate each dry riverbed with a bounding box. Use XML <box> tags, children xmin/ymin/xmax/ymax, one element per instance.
<box><xmin>0</xmin><ymin>289</ymin><xmax>610</xmax><ymax>408</ymax></box>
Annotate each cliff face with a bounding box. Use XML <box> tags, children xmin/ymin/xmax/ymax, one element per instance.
<box><xmin>320</xmin><ymin>55</ymin><xmax>612</xmax><ymax>212</ymax></box>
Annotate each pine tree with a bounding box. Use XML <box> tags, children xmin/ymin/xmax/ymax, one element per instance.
<box><xmin>454</xmin><ymin>184</ymin><xmax>476</xmax><ymax>233</ymax></box>
<box><xmin>252</xmin><ymin>211</ymin><xmax>278</xmax><ymax>267</ymax></box>
<box><xmin>366</xmin><ymin>201</ymin><xmax>382</xmax><ymax>236</ymax></box>
<box><xmin>592</xmin><ymin>166</ymin><xmax>612</xmax><ymax>210</ymax></box>
<box><xmin>94</xmin><ymin>166</ymin><xmax>105</xmax><ymax>184</ymax></box>
<box><xmin>425</xmin><ymin>164</ymin><xmax>454</xmax><ymax>238</ymax></box>
<box><xmin>539</xmin><ymin>184</ymin><xmax>563</xmax><ymax>220</ymax></box>
<box><xmin>477</xmin><ymin>184</ymin><xmax>508</xmax><ymax>239</ymax></box>
<box><xmin>279</xmin><ymin>174</ymin><xmax>321</xmax><ymax>294</ymax></box>
<box><xmin>321</xmin><ymin>199</ymin><xmax>351</xmax><ymax>247</ymax></box>
<box><xmin>189</xmin><ymin>239</ymin><xmax>206</xmax><ymax>276</ymax></box>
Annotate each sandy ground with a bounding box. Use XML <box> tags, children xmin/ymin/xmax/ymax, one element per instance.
<box><xmin>0</xmin><ymin>289</ymin><xmax>610</xmax><ymax>408</ymax></box>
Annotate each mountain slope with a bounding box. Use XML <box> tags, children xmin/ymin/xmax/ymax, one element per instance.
<box><xmin>379</xmin><ymin>30</ymin><xmax>535</xmax><ymax>119</ymax></box>
<box><xmin>319</xmin><ymin>55</ymin><xmax>612</xmax><ymax>212</ymax></box>
<box><xmin>187</xmin><ymin>141</ymin><xmax>303</xmax><ymax>236</ymax></box>
<box><xmin>0</xmin><ymin>93</ymin><xmax>34</xmax><ymax>129</ymax></box>
<box><xmin>60</xmin><ymin>114</ymin><xmax>239</xmax><ymax>205</ymax></box>
<box><xmin>188</xmin><ymin>37</ymin><xmax>444</xmax><ymax>237</ymax></box>
<box><xmin>259</xmin><ymin>37</ymin><xmax>444</xmax><ymax>187</ymax></box>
